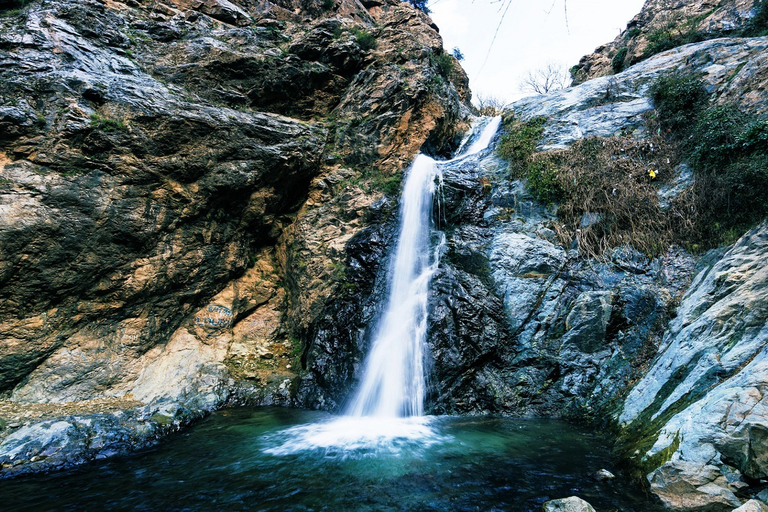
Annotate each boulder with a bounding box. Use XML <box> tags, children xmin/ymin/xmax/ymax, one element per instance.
<box><xmin>733</xmin><ymin>500</ymin><xmax>768</xmax><ymax>512</ymax></box>
<box><xmin>542</xmin><ymin>496</ymin><xmax>597</xmax><ymax>512</ymax></box>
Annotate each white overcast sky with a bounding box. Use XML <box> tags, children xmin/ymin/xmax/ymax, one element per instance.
<box><xmin>429</xmin><ymin>0</ymin><xmax>646</xmax><ymax>104</ymax></box>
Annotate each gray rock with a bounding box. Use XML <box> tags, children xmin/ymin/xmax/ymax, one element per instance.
<box><xmin>658</xmin><ymin>164</ymin><xmax>694</xmax><ymax>209</ymax></box>
<box><xmin>562</xmin><ymin>291</ymin><xmax>613</xmax><ymax>353</ymax></box>
<box><xmin>512</xmin><ymin>37</ymin><xmax>768</xmax><ymax>150</ymax></box>
<box><xmin>619</xmin><ymin>223</ymin><xmax>768</xmax><ymax>509</ymax></box>
<box><xmin>732</xmin><ymin>500</ymin><xmax>768</xmax><ymax>512</ymax></box>
<box><xmin>0</xmin><ymin>405</ymin><xmax>189</xmax><ymax>478</ymax></box>
<box><xmin>596</xmin><ymin>468</ymin><xmax>615</xmax><ymax>480</ymax></box>
<box><xmin>648</xmin><ymin>462</ymin><xmax>742</xmax><ymax>511</ymax></box>
<box><xmin>542</xmin><ymin>496</ymin><xmax>597</xmax><ymax>512</ymax></box>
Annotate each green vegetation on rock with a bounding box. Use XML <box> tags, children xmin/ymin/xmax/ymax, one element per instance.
<box><xmin>652</xmin><ymin>71</ymin><xmax>768</xmax><ymax>246</ymax></box>
<box><xmin>430</xmin><ymin>50</ymin><xmax>454</xmax><ymax>79</ymax></box>
<box><xmin>350</xmin><ymin>27</ymin><xmax>377</xmax><ymax>51</ymax></box>
<box><xmin>642</xmin><ymin>11</ymin><xmax>712</xmax><ymax>60</ymax></box>
<box><xmin>0</xmin><ymin>0</ymin><xmax>29</xmax><ymax>15</ymax></box>
<box><xmin>90</xmin><ymin>113</ymin><xmax>128</xmax><ymax>132</ymax></box>
<box><xmin>612</xmin><ymin>47</ymin><xmax>628</xmax><ymax>73</ymax></box>
<box><xmin>496</xmin><ymin>115</ymin><xmax>547</xmax><ymax>168</ymax></box>
<box><xmin>497</xmin><ymin>114</ymin><xmax>564</xmax><ymax>204</ymax></box>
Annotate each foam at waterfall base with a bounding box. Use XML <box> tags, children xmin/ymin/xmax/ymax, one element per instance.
<box><xmin>262</xmin><ymin>415</ymin><xmax>449</xmax><ymax>458</ymax></box>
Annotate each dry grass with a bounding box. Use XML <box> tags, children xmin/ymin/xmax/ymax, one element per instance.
<box><xmin>541</xmin><ymin>120</ymin><xmax>695</xmax><ymax>258</ymax></box>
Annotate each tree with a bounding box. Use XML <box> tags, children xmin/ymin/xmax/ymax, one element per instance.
<box><xmin>452</xmin><ymin>47</ymin><xmax>465</xmax><ymax>61</ymax></box>
<box><xmin>474</xmin><ymin>94</ymin><xmax>508</xmax><ymax>116</ymax></box>
<box><xmin>405</xmin><ymin>0</ymin><xmax>429</xmax><ymax>14</ymax></box>
<box><xmin>518</xmin><ymin>63</ymin><xmax>572</xmax><ymax>95</ymax></box>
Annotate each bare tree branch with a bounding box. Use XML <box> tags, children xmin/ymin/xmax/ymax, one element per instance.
<box><xmin>518</xmin><ymin>62</ymin><xmax>572</xmax><ymax>95</ymax></box>
<box><xmin>473</xmin><ymin>93</ymin><xmax>508</xmax><ymax>116</ymax></box>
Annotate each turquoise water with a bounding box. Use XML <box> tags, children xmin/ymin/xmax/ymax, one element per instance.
<box><xmin>0</xmin><ymin>408</ymin><xmax>662</xmax><ymax>511</ymax></box>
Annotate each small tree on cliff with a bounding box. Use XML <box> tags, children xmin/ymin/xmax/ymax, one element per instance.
<box><xmin>519</xmin><ymin>63</ymin><xmax>571</xmax><ymax>95</ymax></box>
<box><xmin>405</xmin><ymin>0</ymin><xmax>429</xmax><ymax>13</ymax></box>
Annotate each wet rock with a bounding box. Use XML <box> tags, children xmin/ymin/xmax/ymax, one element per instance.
<box><xmin>0</xmin><ymin>0</ymin><xmax>470</xmax><ymax>475</ymax></box>
<box><xmin>648</xmin><ymin>462</ymin><xmax>742</xmax><ymax>512</ymax></box>
<box><xmin>595</xmin><ymin>468</ymin><xmax>615</xmax><ymax>480</ymax></box>
<box><xmin>542</xmin><ymin>496</ymin><xmax>597</xmax><ymax>512</ymax></box>
<box><xmin>619</xmin><ymin>223</ymin><xmax>768</xmax><ymax>510</ymax></box>
<box><xmin>562</xmin><ymin>291</ymin><xmax>613</xmax><ymax>354</ymax></box>
<box><xmin>414</xmin><ymin>129</ymin><xmax>695</xmax><ymax>418</ymax></box>
<box><xmin>0</xmin><ymin>403</ymin><xmax>193</xmax><ymax>478</ymax></box>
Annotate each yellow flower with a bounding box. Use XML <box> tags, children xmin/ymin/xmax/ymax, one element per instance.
<box><xmin>648</xmin><ymin>169</ymin><xmax>658</xmax><ymax>180</ymax></box>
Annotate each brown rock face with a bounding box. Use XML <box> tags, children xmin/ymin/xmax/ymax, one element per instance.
<box><xmin>0</xmin><ymin>0</ymin><xmax>469</xmax><ymax>473</ymax></box>
<box><xmin>572</xmin><ymin>0</ymin><xmax>761</xmax><ymax>84</ymax></box>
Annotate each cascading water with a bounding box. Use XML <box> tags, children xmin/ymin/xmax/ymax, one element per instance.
<box><xmin>344</xmin><ymin>154</ymin><xmax>440</xmax><ymax>418</ymax></box>
<box><xmin>264</xmin><ymin>116</ymin><xmax>501</xmax><ymax>455</ymax></box>
<box><xmin>345</xmin><ymin>115</ymin><xmax>502</xmax><ymax>419</ymax></box>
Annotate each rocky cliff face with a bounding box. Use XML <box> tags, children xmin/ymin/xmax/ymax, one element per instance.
<box><xmin>406</xmin><ymin>34</ymin><xmax>767</xmax><ymax>511</ymax></box>
<box><xmin>572</xmin><ymin>0</ymin><xmax>764</xmax><ymax>84</ymax></box>
<box><xmin>3</xmin><ymin>1</ymin><xmax>768</xmax><ymax>511</ymax></box>
<box><xmin>0</xmin><ymin>0</ymin><xmax>469</xmax><ymax>475</ymax></box>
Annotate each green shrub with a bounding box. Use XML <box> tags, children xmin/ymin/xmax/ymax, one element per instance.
<box><xmin>612</xmin><ymin>47</ymin><xmax>629</xmax><ymax>73</ymax></box>
<box><xmin>649</xmin><ymin>72</ymin><xmax>708</xmax><ymax>132</ymax></box>
<box><xmin>624</xmin><ymin>27</ymin><xmax>641</xmax><ymax>40</ymax></box>
<box><xmin>350</xmin><ymin>28</ymin><xmax>376</xmax><ymax>51</ymax></box>
<box><xmin>496</xmin><ymin>115</ymin><xmax>563</xmax><ymax>203</ymax></box>
<box><xmin>651</xmin><ymin>70</ymin><xmax>768</xmax><ymax>247</ymax></box>
<box><xmin>688</xmin><ymin>108</ymin><xmax>768</xmax><ymax>240</ymax></box>
<box><xmin>430</xmin><ymin>51</ymin><xmax>454</xmax><ymax>79</ymax></box>
<box><xmin>688</xmin><ymin>105</ymin><xmax>744</xmax><ymax>169</ymax></box>
<box><xmin>642</xmin><ymin>12</ymin><xmax>710</xmax><ymax>59</ymax></box>
<box><xmin>90</xmin><ymin>113</ymin><xmax>128</xmax><ymax>132</ymax></box>
<box><xmin>526</xmin><ymin>158</ymin><xmax>563</xmax><ymax>203</ymax></box>
<box><xmin>496</xmin><ymin>115</ymin><xmax>547</xmax><ymax>165</ymax></box>
<box><xmin>321</xmin><ymin>0</ymin><xmax>335</xmax><ymax>10</ymax></box>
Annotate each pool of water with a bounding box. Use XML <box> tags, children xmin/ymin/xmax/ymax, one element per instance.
<box><xmin>0</xmin><ymin>407</ymin><xmax>663</xmax><ymax>511</ymax></box>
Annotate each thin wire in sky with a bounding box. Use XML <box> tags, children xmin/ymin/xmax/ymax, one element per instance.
<box><xmin>473</xmin><ymin>0</ymin><xmax>514</xmax><ymax>81</ymax></box>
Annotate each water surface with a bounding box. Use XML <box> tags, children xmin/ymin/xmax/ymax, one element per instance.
<box><xmin>0</xmin><ymin>407</ymin><xmax>663</xmax><ymax>512</ymax></box>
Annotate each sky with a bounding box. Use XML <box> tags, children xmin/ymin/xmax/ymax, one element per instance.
<box><xmin>428</xmin><ymin>0</ymin><xmax>646</xmax><ymax>105</ymax></box>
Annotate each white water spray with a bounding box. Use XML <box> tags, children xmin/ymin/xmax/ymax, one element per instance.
<box><xmin>264</xmin><ymin>116</ymin><xmax>501</xmax><ymax>455</ymax></box>
<box><xmin>345</xmin><ymin>115</ymin><xmax>502</xmax><ymax>419</ymax></box>
<box><xmin>344</xmin><ymin>154</ymin><xmax>442</xmax><ymax>418</ymax></box>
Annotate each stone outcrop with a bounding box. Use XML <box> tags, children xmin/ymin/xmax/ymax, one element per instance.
<box><xmin>618</xmin><ymin>223</ymin><xmax>768</xmax><ymax>511</ymax></box>
<box><xmin>356</xmin><ymin>31</ymin><xmax>766</xmax><ymax>512</ymax></box>
<box><xmin>516</xmin><ymin>37</ymin><xmax>768</xmax><ymax>150</ymax></box>
<box><xmin>542</xmin><ymin>496</ymin><xmax>597</xmax><ymax>512</ymax></box>
<box><xmin>0</xmin><ymin>0</ymin><xmax>469</xmax><ymax>474</ymax></box>
<box><xmin>571</xmin><ymin>0</ymin><xmax>763</xmax><ymax>84</ymax></box>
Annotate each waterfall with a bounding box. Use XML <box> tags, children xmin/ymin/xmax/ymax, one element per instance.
<box><xmin>345</xmin><ymin>115</ymin><xmax>502</xmax><ymax>419</ymax></box>
<box><xmin>263</xmin><ymin>116</ymin><xmax>501</xmax><ymax>455</ymax></box>
<box><xmin>344</xmin><ymin>154</ymin><xmax>441</xmax><ymax>418</ymax></box>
